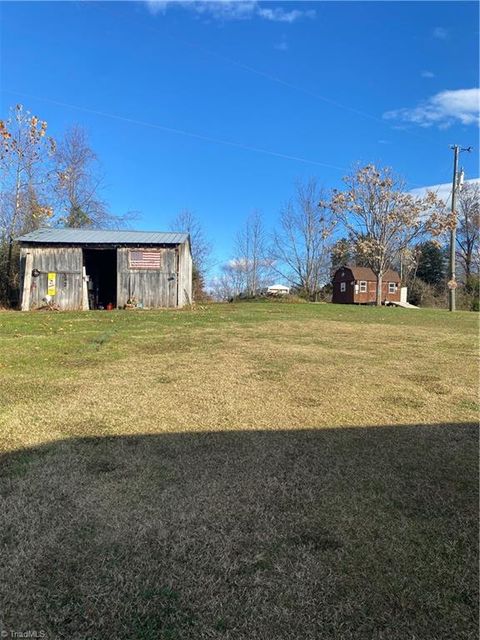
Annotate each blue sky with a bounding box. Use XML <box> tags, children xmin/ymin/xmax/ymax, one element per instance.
<box><xmin>1</xmin><ymin>1</ymin><xmax>479</xmax><ymax>274</ymax></box>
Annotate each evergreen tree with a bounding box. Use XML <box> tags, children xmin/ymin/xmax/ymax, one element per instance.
<box><xmin>64</xmin><ymin>204</ymin><xmax>91</xmax><ymax>228</ymax></box>
<box><xmin>416</xmin><ymin>241</ymin><xmax>445</xmax><ymax>287</ymax></box>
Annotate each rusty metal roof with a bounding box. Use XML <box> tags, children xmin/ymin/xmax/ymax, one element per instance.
<box><xmin>17</xmin><ymin>228</ymin><xmax>189</xmax><ymax>245</ymax></box>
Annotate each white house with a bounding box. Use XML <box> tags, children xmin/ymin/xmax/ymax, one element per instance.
<box><xmin>267</xmin><ymin>284</ymin><xmax>290</xmax><ymax>296</ymax></box>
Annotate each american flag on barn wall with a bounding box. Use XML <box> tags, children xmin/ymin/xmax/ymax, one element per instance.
<box><xmin>128</xmin><ymin>250</ymin><xmax>162</xmax><ymax>269</ymax></box>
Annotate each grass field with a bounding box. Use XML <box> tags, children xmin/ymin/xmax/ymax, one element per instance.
<box><xmin>0</xmin><ymin>302</ymin><xmax>478</xmax><ymax>639</ymax></box>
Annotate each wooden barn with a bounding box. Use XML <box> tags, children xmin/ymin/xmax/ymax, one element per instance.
<box><xmin>332</xmin><ymin>266</ymin><xmax>401</xmax><ymax>305</ymax></box>
<box><xmin>17</xmin><ymin>228</ymin><xmax>193</xmax><ymax>311</ymax></box>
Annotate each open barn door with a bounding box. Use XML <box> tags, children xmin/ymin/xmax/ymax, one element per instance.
<box><xmin>83</xmin><ymin>248</ymin><xmax>117</xmax><ymax>309</ymax></box>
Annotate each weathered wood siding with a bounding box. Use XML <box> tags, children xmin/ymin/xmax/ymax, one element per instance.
<box><xmin>20</xmin><ymin>240</ymin><xmax>193</xmax><ymax>310</ymax></box>
<box><xmin>20</xmin><ymin>246</ymin><xmax>83</xmax><ymax>310</ymax></box>
<box><xmin>178</xmin><ymin>239</ymin><xmax>193</xmax><ymax>306</ymax></box>
<box><xmin>117</xmin><ymin>247</ymin><xmax>178</xmax><ymax>308</ymax></box>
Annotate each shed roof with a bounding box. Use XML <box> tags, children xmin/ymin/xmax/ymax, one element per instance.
<box><xmin>267</xmin><ymin>284</ymin><xmax>290</xmax><ymax>290</ymax></box>
<box><xmin>17</xmin><ymin>228</ymin><xmax>189</xmax><ymax>245</ymax></box>
<box><xmin>337</xmin><ymin>266</ymin><xmax>401</xmax><ymax>282</ymax></box>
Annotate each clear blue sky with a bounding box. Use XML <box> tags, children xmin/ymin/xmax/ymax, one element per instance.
<box><xmin>1</xmin><ymin>1</ymin><xmax>479</xmax><ymax>273</ymax></box>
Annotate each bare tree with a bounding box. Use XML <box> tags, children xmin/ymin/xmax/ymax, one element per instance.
<box><xmin>234</xmin><ymin>210</ymin><xmax>270</xmax><ymax>296</ymax></box>
<box><xmin>271</xmin><ymin>179</ymin><xmax>335</xmax><ymax>299</ymax></box>
<box><xmin>456</xmin><ymin>181</ymin><xmax>480</xmax><ymax>280</ymax></box>
<box><xmin>0</xmin><ymin>105</ymin><xmax>55</xmax><ymax>303</ymax></box>
<box><xmin>54</xmin><ymin>125</ymin><xmax>133</xmax><ymax>229</ymax></box>
<box><xmin>330</xmin><ymin>164</ymin><xmax>446</xmax><ymax>305</ymax></box>
<box><xmin>170</xmin><ymin>209</ymin><xmax>211</xmax><ymax>272</ymax></box>
<box><xmin>209</xmin><ymin>262</ymin><xmax>245</xmax><ymax>301</ymax></box>
<box><xmin>170</xmin><ymin>209</ymin><xmax>212</xmax><ymax>300</ymax></box>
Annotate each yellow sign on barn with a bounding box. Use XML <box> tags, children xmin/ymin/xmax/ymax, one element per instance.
<box><xmin>47</xmin><ymin>272</ymin><xmax>56</xmax><ymax>296</ymax></box>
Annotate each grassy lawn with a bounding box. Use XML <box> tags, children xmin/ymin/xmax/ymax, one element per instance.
<box><xmin>0</xmin><ymin>302</ymin><xmax>478</xmax><ymax>638</ymax></box>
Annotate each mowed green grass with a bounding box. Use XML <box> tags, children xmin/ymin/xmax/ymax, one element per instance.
<box><xmin>0</xmin><ymin>303</ymin><xmax>478</xmax><ymax>639</ymax></box>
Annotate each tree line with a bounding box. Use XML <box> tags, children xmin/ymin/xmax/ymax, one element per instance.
<box><xmin>212</xmin><ymin>168</ymin><xmax>479</xmax><ymax>309</ymax></box>
<box><xmin>1</xmin><ymin>104</ymin><xmax>478</xmax><ymax>309</ymax></box>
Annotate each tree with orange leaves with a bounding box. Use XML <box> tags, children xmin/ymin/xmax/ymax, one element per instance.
<box><xmin>0</xmin><ymin>104</ymin><xmax>55</xmax><ymax>303</ymax></box>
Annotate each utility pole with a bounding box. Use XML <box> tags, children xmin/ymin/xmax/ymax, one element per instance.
<box><xmin>448</xmin><ymin>145</ymin><xmax>460</xmax><ymax>312</ymax></box>
<box><xmin>448</xmin><ymin>144</ymin><xmax>472</xmax><ymax>312</ymax></box>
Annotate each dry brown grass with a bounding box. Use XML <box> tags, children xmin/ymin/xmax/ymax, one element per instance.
<box><xmin>0</xmin><ymin>303</ymin><xmax>478</xmax><ymax>638</ymax></box>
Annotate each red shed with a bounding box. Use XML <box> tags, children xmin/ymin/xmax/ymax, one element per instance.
<box><xmin>332</xmin><ymin>266</ymin><xmax>401</xmax><ymax>305</ymax></box>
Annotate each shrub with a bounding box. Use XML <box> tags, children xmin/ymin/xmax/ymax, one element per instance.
<box><xmin>407</xmin><ymin>279</ymin><xmax>446</xmax><ymax>308</ymax></box>
<box><xmin>456</xmin><ymin>276</ymin><xmax>480</xmax><ymax>312</ymax></box>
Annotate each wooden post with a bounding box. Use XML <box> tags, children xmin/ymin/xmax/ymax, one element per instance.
<box><xmin>82</xmin><ymin>266</ymin><xmax>89</xmax><ymax>310</ymax></box>
<box><xmin>21</xmin><ymin>252</ymin><xmax>33</xmax><ymax>311</ymax></box>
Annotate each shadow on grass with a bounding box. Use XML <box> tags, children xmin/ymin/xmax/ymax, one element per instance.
<box><xmin>0</xmin><ymin>423</ymin><xmax>478</xmax><ymax>640</ymax></box>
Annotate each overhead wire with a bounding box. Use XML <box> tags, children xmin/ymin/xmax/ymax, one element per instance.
<box><xmin>3</xmin><ymin>3</ymin><xmax>453</xmax><ymax>177</ymax></box>
<box><xmin>91</xmin><ymin>2</ymin><xmax>441</xmax><ymax>146</ymax></box>
<box><xmin>2</xmin><ymin>89</ymin><xmax>346</xmax><ymax>170</ymax></box>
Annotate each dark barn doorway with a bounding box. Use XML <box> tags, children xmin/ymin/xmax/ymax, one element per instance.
<box><xmin>83</xmin><ymin>249</ymin><xmax>117</xmax><ymax>309</ymax></box>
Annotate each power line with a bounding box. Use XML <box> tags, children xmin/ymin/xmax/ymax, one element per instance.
<box><xmin>92</xmin><ymin>1</ymin><xmax>440</xmax><ymax>146</ymax></box>
<box><xmin>3</xmin><ymin>89</ymin><xmax>346</xmax><ymax>171</ymax></box>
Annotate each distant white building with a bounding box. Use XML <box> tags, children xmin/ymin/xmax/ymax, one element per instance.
<box><xmin>267</xmin><ymin>284</ymin><xmax>290</xmax><ymax>296</ymax></box>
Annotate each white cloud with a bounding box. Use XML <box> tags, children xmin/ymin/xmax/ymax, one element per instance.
<box><xmin>384</xmin><ymin>88</ymin><xmax>480</xmax><ymax>129</ymax></box>
<box><xmin>145</xmin><ymin>1</ymin><xmax>169</xmax><ymax>15</ymax></box>
<box><xmin>145</xmin><ymin>1</ymin><xmax>315</xmax><ymax>22</ymax></box>
<box><xmin>421</xmin><ymin>70</ymin><xmax>435</xmax><ymax>78</ymax></box>
<box><xmin>146</xmin><ymin>1</ymin><xmax>256</xmax><ymax>19</ymax></box>
<box><xmin>228</xmin><ymin>258</ymin><xmax>248</xmax><ymax>270</ymax></box>
<box><xmin>191</xmin><ymin>0</ymin><xmax>258</xmax><ymax>21</ymax></box>
<box><xmin>433</xmin><ymin>26</ymin><xmax>448</xmax><ymax>40</ymax></box>
<box><xmin>274</xmin><ymin>40</ymin><xmax>288</xmax><ymax>51</ymax></box>
<box><xmin>410</xmin><ymin>178</ymin><xmax>480</xmax><ymax>207</ymax></box>
<box><xmin>227</xmin><ymin>257</ymin><xmax>272</xmax><ymax>270</ymax></box>
<box><xmin>257</xmin><ymin>7</ymin><xmax>315</xmax><ymax>23</ymax></box>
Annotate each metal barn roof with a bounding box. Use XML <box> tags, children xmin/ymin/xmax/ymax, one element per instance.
<box><xmin>17</xmin><ymin>228</ymin><xmax>189</xmax><ymax>245</ymax></box>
